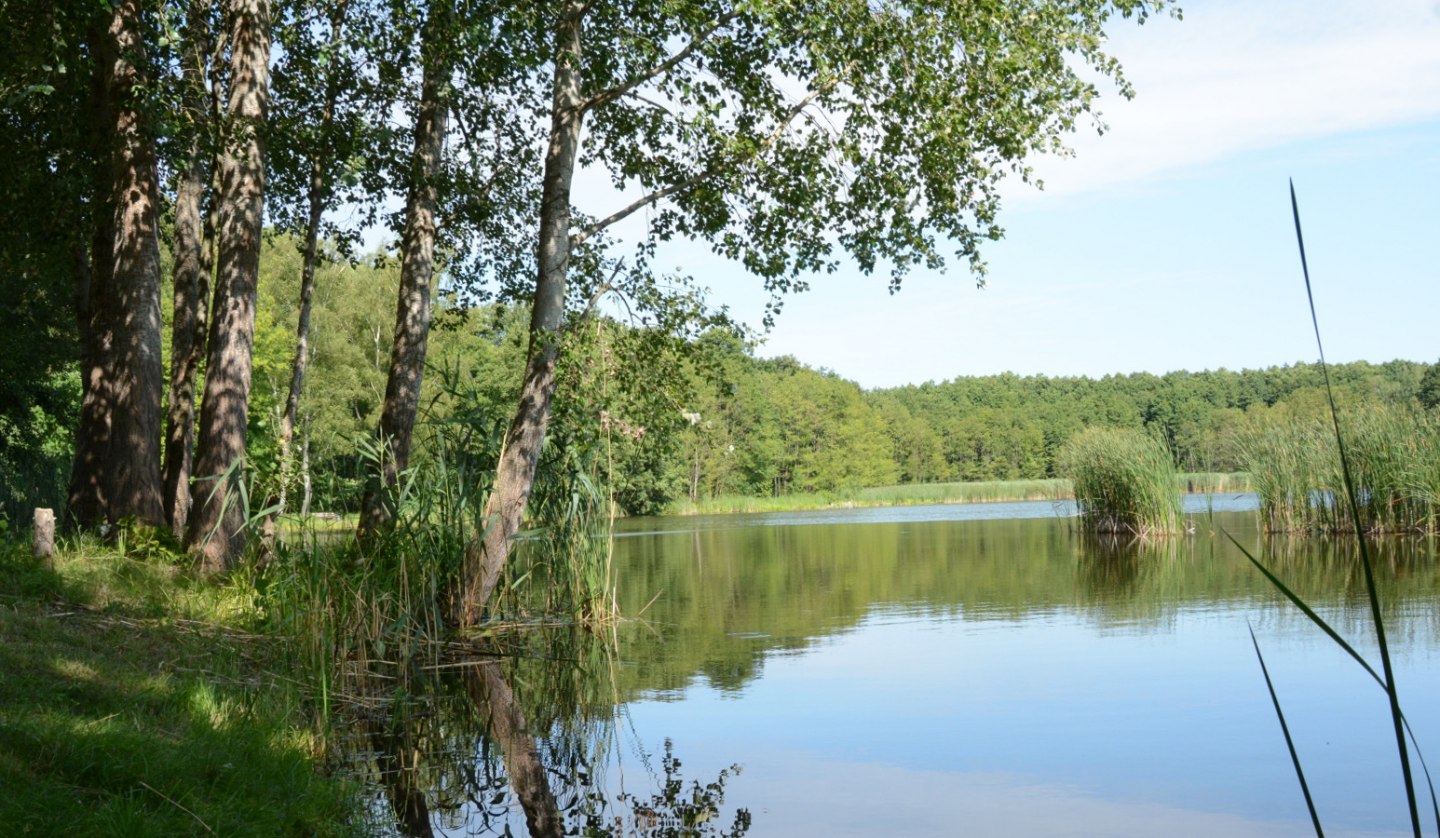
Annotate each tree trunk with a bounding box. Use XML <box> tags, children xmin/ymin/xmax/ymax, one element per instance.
<box><xmin>103</xmin><ymin>0</ymin><xmax>167</xmax><ymax>527</ymax></box>
<box><xmin>67</xmin><ymin>21</ymin><xmax>118</xmax><ymax>529</ymax></box>
<box><xmin>163</xmin><ymin>0</ymin><xmax>214</xmax><ymax>536</ymax></box>
<box><xmin>298</xmin><ymin>428</ymin><xmax>312</xmax><ymax>518</ymax></box>
<box><xmin>356</xmin><ymin>3</ymin><xmax>450</xmax><ymax>545</ymax></box>
<box><xmin>451</xmin><ymin>2</ymin><xmax>585</xmax><ymax>625</ymax></box>
<box><xmin>262</xmin><ymin>3</ymin><xmax>347</xmax><ymax>551</ymax></box>
<box><xmin>187</xmin><ymin>0</ymin><xmax>270</xmax><ymax>572</ymax></box>
<box><xmin>465</xmin><ymin>658</ymin><xmax>564</xmax><ymax>838</ymax></box>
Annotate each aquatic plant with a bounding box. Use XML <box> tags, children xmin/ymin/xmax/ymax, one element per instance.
<box><xmin>1059</xmin><ymin>426</ymin><xmax>1183</xmax><ymax>536</ymax></box>
<box><xmin>1242</xmin><ymin>182</ymin><xmax>1436</xmax><ymax>836</ymax></box>
<box><xmin>1242</xmin><ymin>406</ymin><xmax>1440</xmax><ymax>534</ymax></box>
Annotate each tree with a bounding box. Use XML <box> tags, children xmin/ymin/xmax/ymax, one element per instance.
<box><xmin>1419</xmin><ymin>361</ymin><xmax>1440</xmax><ymax>411</ymax></box>
<box><xmin>356</xmin><ymin>0</ymin><xmax>452</xmax><ymax>542</ymax></box>
<box><xmin>450</xmin><ymin>0</ymin><xmax>1170</xmax><ymax>623</ymax></box>
<box><xmin>187</xmin><ymin>0</ymin><xmax>272</xmax><ymax>571</ymax></box>
<box><xmin>163</xmin><ymin>0</ymin><xmax>219</xmax><ymax>535</ymax></box>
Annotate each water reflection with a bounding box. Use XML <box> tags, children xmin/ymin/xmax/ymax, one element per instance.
<box><xmin>348</xmin><ymin>499</ymin><xmax>1439</xmax><ymax>835</ymax></box>
<box><xmin>348</xmin><ymin>630</ymin><xmax>751</xmax><ymax>836</ymax></box>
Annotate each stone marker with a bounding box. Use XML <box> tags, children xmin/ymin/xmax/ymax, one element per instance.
<box><xmin>33</xmin><ymin>507</ymin><xmax>55</xmax><ymax>561</ymax></box>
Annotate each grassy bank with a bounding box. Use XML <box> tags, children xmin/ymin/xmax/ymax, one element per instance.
<box><xmin>0</xmin><ymin>537</ymin><xmax>366</xmax><ymax>836</ymax></box>
<box><xmin>663</xmin><ymin>473</ymin><xmax>1250</xmax><ymax>516</ymax></box>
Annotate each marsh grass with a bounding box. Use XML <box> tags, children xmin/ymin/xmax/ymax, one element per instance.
<box><xmin>1244</xmin><ymin>407</ymin><xmax>1440</xmax><ymax>535</ymax></box>
<box><xmin>0</xmin><ymin>537</ymin><xmax>364</xmax><ymax>836</ymax></box>
<box><xmin>1060</xmin><ymin>427</ymin><xmax>1184</xmax><ymax>536</ymax></box>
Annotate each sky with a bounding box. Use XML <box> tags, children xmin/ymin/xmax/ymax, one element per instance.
<box><xmin>647</xmin><ymin>0</ymin><xmax>1440</xmax><ymax>389</ymax></box>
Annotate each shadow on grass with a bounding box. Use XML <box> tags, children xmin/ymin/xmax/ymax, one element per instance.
<box><xmin>0</xmin><ymin>543</ymin><xmax>362</xmax><ymax>836</ymax></box>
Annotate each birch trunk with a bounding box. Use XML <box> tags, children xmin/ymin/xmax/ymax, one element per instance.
<box><xmin>187</xmin><ymin>0</ymin><xmax>270</xmax><ymax>572</ymax></box>
<box><xmin>356</xmin><ymin>4</ymin><xmax>449</xmax><ymax>544</ymax></box>
<box><xmin>451</xmin><ymin>1</ymin><xmax>585</xmax><ymax>624</ymax></box>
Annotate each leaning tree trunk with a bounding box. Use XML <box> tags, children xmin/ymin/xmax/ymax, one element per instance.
<box><xmin>187</xmin><ymin>0</ymin><xmax>270</xmax><ymax>572</ymax></box>
<box><xmin>163</xmin><ymin>0</ymin><xmax>214</xmax><ymax>536</ymax></box>
<box><xmin>465</xmin><ymin>657</ymin><xmax>564</xmax><ymax>838</ymax></box>
<box><xmin>450</xmin><ymin>1</ymin><xmax>585</xmax><ymax>625</ymax></box>
<box><xmin>355</xmin><ymin>4</ymin><xmax>450</xmax><ymax>546</ymax></box>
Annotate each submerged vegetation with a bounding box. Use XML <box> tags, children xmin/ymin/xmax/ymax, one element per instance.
<box><xmin>1061</xmin><ymin>427</ymin><xmax>1184</xmax><ymax>536</ymax></box>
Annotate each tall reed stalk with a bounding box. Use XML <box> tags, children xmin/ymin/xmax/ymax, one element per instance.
<box><xmin>1240</xmin><ymin>182</ymin><xmax>1435</xmax><ymax>836</ymax></box>
<box><xmin>1060</xmin><ymin>426</ymin><xmax>1183</xmax><ymax>536</ymax></box>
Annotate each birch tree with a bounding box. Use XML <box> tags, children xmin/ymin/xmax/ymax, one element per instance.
<box><xmin>452</xmin><ymin>0</ymin><xmax>1171</xmax><ymax>624</ymax></box>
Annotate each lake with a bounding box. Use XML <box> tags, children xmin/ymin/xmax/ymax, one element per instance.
<box><xmin>355</xmin><ymin>495</ymin><xmax>1440</xmax><ymax>837</ymax></box>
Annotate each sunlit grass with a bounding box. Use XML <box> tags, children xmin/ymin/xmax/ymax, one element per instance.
<box><xmin>0</xmin><ymin>537</ymin><xmax>366</xmax><ymax>836</ymax></box>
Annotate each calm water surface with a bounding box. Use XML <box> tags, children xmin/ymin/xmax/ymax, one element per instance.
<box><xmin>362</xmin><ymin>495</ymin><xmax>1440</xmax><ymax>836</ymax></box>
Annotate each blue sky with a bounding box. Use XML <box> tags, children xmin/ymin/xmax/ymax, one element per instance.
<box><xmin>671</xmin><ymin>0</ymin><xmax>1440</xmax><ymax>389</ymax></box>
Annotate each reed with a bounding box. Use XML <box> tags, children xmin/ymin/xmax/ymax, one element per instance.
<box><xmin>1241</xmin><ymin>406</ymin><xmax>1440</xmax><ymax>534</ymax></box>
<box><xmin>1059</xmin><ymin>426</ymin><xmax>1184</xmax><ymax>536</ymax></box>
<box><xmin>1240</xmin><ymin>182</ymin><xmax>1434</xmax><ymax>836</ymax></box>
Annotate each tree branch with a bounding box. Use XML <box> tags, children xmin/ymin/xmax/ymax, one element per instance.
<box><xmin>571</xmin><ymin>77</ymin><xmax>844</xmax><ymax>247</ymax></box>
<box><xmin>579</xmin><ymin>11</ymin><xmax>739</xmax><ymax>114</ymax></box>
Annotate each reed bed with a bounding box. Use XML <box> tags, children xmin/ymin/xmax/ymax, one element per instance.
<box><xmin>1060</xmin><ymin>427</ymin><xmax>1184</xmax><ymax>536</ymax></box>
<box><xmin>665</xmin><ymin>472</ymin><xmax>1247</xmax><ymax>517</ymax></box>
<box><xmin>1241</xmin><ymin>404</ymin><xmax>1440</xmax><ymax>534</ymax></box>
<box><xmin>858</xmin><ymin>479</ymin><xmax>1072</xmax><ymax>505</ymax></box>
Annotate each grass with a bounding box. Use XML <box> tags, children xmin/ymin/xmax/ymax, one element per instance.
<box><xmin>1060</xmin><ymin>426</ymin><xmax>1184</xmax><ymax>536</ymax></box>
<box><xmin>663</xmin><ymin>472</ymin><xmax>1246</xmax><ymax>516</ymax></box>
<box><xmin>1243</xmin><ymin>406</ymin><xmax>1440</xmax><ymax>535</ymax></box>
<box><xmin>0</xmin><ymin>536</ymin><xmax>368</xmax><ymax>836</ymax></box>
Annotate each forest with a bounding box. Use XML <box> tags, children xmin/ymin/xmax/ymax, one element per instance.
<box><xmin>9</xmin><ymin>1</ymin><xmax>1440</xmax><ymax>834</ymax></box>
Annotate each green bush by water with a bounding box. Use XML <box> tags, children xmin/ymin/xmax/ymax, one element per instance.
<box><xmin>1060</xmin><ymin>427</ymin><xmax>1183</xmax><ymax>536</ymax></box>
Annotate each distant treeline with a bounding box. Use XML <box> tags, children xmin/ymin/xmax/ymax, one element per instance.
<box><xmin>673</xmin><ymin>340</ymin><xmax>1435</xmax><ymax>508</ymax></box>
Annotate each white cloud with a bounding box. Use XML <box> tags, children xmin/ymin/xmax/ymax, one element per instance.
<box><xmin>1026</xmin><ymin>0</ymin><xmax>1440</xmax><ymax>196</ymax></box>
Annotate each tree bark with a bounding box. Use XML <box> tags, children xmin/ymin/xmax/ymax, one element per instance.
<box><xmin>68</xmin><ymin>3</ymin><xmax>167</xmax><ymax>529</ymax></box>
<box><xmin>163</xmin><ymin>0</ymin><xmax>214</xmax><ymax>536</ymax></box>
<box><xmin>103</xmin><ymin>0</ymin><xmax>166</xmax><ymax>527</ymax></box>
<box><xmin>187</xmin><ymin>0</ymin><xmax>270</xmax><ymax>572</ymax></box>
<box><xmin>356</xmin><ymin>3</ymin><xmax>449</xmax><ymax>545</ymax></box>
<box><xmin>67</xmin><ymin>21</ymin><xmax>118</xmax><ymax>529</ymax></box>
<box><xmin>451</xmin><ymin>1</ymin><xmax>586</xmax><ymax>625</ymax></box>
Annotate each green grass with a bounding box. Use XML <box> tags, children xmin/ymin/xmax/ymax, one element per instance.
<box><xmin>1060</xmin><ymin>427</ymin><xmax>1184</xmax><ymax>536</ymax></box>
<box><xmin>0</xmin><ymin>537</ymin><xmax>368</xmax><ymax>836</ymax></box>
<box><xmin>1242</xmin><ymin>405</ymin><xmax>1440</xmax><ymax>534</ymax></box>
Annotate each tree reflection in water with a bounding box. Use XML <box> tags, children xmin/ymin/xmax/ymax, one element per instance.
<box><xmin>353</xmin><ymin>629</ymin><xmax>750</xmax><ymax>836</ymax></box>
